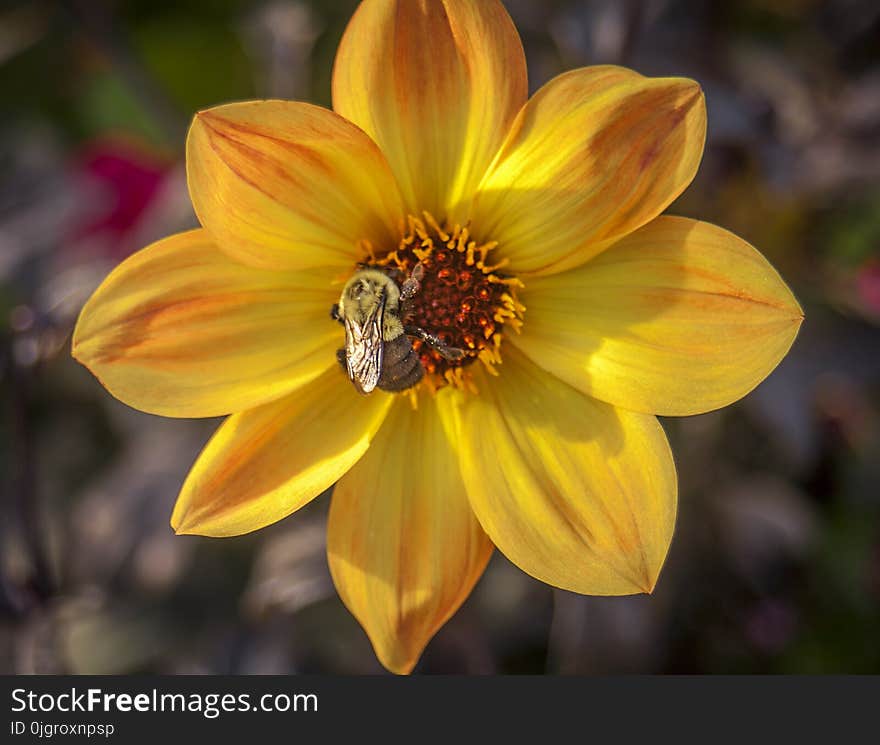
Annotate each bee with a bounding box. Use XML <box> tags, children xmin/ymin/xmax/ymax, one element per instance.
<box><xmin>331</xmin><ymin>264</ymin><xmax>464</xmax><ymax>393</ymax></box>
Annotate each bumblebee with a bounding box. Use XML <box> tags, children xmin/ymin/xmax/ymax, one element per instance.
<box><xmin>331</xmin><ymin>265</ymin><xmax>464</xmax><ymax>393</ymax></box>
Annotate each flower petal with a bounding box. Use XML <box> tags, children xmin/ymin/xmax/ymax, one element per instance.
<box><xmin>327</xmin><ymin>392</ymin><xmax>493</xmax><ymax>674</ymax></box>
<box><xmin>332</xmin><ymin>0</ymin><xmax>527</xmax><ymax>221</ymax></box>
<box><xmin>455</xmin><ymin>350</ymin><xmax>676</xmax><ymax>596</ymax></box>
<box><xmin>72</xmin><ymin>229</ymin><xmax>341</xmax><ymax>418</ymax></box>
<box><xmin>172</xmin><ymin>368</ymin><xmax>393</xmax><ymax>537</ymax></box>
<box><xmin>512</xmin><ymin>216</ymin><xmax>804</xmax><ymax>416</ymax></box>
<box><xmin>472</xmin><ymin>65</ymin><xmax>706</xmax><ymax>275</ymax></box>
<box><xmin>187</xmin><ymin>100</ymin><xmax>406</xmax><ymax>270</ymax></box>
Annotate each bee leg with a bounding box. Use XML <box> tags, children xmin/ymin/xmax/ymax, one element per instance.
<box><xmin>335</xmin><ymin>348</ymin><xmax>347</xmax><ymax>370</ymax></box>
<box><xmin>405</xmin><ymin>325</ymin><xmax>466</xmax><ymax>361</ymax></box>
<box><xmin>400</xmin><ymin>261</ymin><xmax>426</xmax><ymax>300</ymax></box>
<box><xmin>330</xmin><ymin>304</ymin><xmax>343</xmax><ymax>324</ymax></box>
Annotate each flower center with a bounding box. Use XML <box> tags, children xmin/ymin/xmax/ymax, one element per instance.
<box><xmin>368</xmin><ymin>213</ymin><xmax>523</xmax><ymax>392</ymax></box>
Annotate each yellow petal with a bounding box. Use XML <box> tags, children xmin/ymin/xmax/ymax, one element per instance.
<box><xmin>72</xmin><ymin>229</ymin><xmax>340</xmax><ymax>418</ymax></box>
<box><xmin>327</xmin><ymin>392</ymin><xmax>493</xmax><ymax>674</ymax></box>
<box><xmin>512</xmin><ymin>216</ymin><xmax>804</xmax><ymax>416</ymax></box>
<box><xmin>472</xmin><ymin>65</ymin><xmax>706</xmax><ymax>275</ymax></box>
<box><xmin>187</xmin><ymin>100</ymin><xmax>405</xmax><ymax>271</ymax></box>
<box><xmin>332</xmin><ymin>0</ymin><xmax>527</xmax><ymax>221</ymax></box>
<box><xmin>456</xmin><ymin>350</ymin><xmax>676</xmax><ymax>596</ymax></box>
<box><xmin>172</xmin><ymin>368</ymin><xmax>393</xmax><ymax>537</ymax></box>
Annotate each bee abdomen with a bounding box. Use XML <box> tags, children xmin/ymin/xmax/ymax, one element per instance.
<box><xmin>378</xmin><ymin>336</ymin><xmax>423</xmax><ymax>392</ymax></box>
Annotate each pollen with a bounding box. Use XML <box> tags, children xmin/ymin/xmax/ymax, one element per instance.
<box><xmin>372</xmin><ymin>212</ymin><xmax>524</xmax><ymax>392</ymax></box>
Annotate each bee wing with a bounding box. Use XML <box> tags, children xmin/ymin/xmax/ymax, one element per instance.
<box><xmin>343</xmin><ymin>298</ymin><xmax>385</xmax><ymax>394</ymax></box>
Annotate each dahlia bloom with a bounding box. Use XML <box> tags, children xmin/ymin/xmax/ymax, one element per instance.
<box><xmin>72</xmin><ymin>0</ymin><xmax>802</xmax><ymax>673</ymax></box>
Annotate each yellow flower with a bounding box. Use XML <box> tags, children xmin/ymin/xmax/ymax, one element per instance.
<box><xmin>72</xmin><ymin>0</ymin><xmax>803</xmax><ymax>673</ymax></box>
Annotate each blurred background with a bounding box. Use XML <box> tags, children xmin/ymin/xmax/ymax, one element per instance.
<box><xmin>1</xmin><ymin>0</ymin><xmax>879</xmax><ymax>674</ymax></box>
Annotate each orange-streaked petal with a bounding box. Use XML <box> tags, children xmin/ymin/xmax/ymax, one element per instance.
<box><xmin>327</xmin><ymin>392</ymin><xmax>493</xmax><ymax>674</ymax></box>
<box><xmin>172</xmin><ymin>368</ymin><xmax>393</xmax><ymax>537</ymax></box>
<box><xmin>472</xmin><ymin>65</ymin><xmax>706</xmax><ymax>275</ymax></box>
<box><xmin>72</xmin><ymin>229</ymin><xmax>341</xmax><ymax>418</ymax></box>
<box><xmin>187</xmin><ymin>100</ymin><xmax>405</xmax><ymax>271</ymax></box>
<box><xmin>512</xmin><ymin>216</ymin><xmax>804</xmax><ymax>416</ymax></box>
<box><xmin>332</xmin><ymin>0</ymin><xmax>527</xmax><ymax>222</ymax></box>
<box><xmin>454</xmin><ymin>350</ymin><xmax>677</xmax><ymax>596</ymax></box>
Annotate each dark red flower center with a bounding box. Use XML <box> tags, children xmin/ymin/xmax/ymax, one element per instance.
<box><xmin>371</xmin><ymin>213</ymin><xmax>524</xmax><ymax>391</ymax></box>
